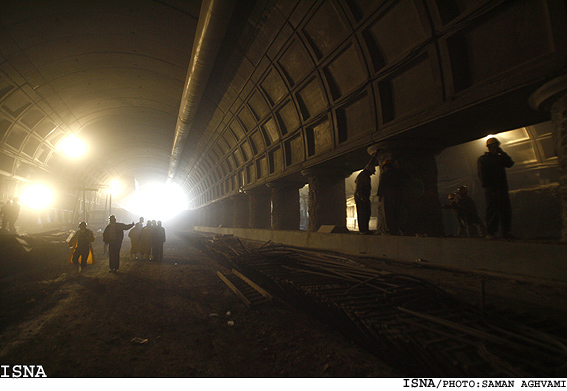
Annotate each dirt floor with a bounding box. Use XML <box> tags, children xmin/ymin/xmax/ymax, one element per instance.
<box><xmin>0</xmin><ymin>231</ymin><xmax>399</xmax><ymax>378</ymax></box>
<box><xmin>2</xmin><ymin>229</ymin><xmax>566</xmax><ymax>380</ymax></box>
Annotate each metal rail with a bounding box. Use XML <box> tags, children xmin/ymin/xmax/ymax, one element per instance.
<box><xmin>198</xmin><ymin>233</ymin><xmax>567</xmax><ymax>377</ymax></box>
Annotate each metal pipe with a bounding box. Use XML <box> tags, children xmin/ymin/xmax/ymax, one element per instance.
<box><xmin>167</xmin><ymin>0</ymin><xmax>237</xmax><ymax>182</ymax></box>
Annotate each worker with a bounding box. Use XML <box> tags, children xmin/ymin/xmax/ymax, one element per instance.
<box><xmin>354</xmin><ymin>159</ymin><xmax>376</xmax><ymax>234</ymax></box>
<box><xmin>377</xmin><ymin>160</ymin><xmax>409</xmax><ymax>235</ymax></box>
<box><xmin>478</xmin><ymin>137</ymin><xmax>514</xmax><ymax>239</ymax></box>
<box><xmin>69</xmin><ymin>221</ymin><xmax>95</xmax><ymax>274</ymax></box>
<box><xmin>103</xmin><ymin>215</ymin><xmax>134</xmax><ymax>272</ymax></box>
<box><xmin>456</xmin><ymin>186</ymin><xmax>485</xmax><ymax>237</ymax></box>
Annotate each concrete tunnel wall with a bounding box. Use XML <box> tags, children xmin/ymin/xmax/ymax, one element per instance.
<box><xmin>178</xmin><ymin>0</ymin><xmax>566</xmax><ymax>209</ymax></box>
<box><xmin>191</xmin><ymin>122</ymin><xmax>563</xmax><ymax>240</ymax></box>
<box><xmin>1</xmin><ymin>0</ymin><xmax>567</xmax><ymax>241</ymax></box>
<box><xmin>176</xmin><ymin>0</ymin><xmax>567</xmax><ymax>240</ymax></box>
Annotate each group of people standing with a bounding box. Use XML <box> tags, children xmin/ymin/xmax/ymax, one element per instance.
<box><xmin>127</xmin><ymin>217</ymin><xmax>166</xmax><ymax>262</ymax></box>
<box><xmin>69</xmin><ymin>214</ymin><xmax>166</xmax><ymax>274</ymax></box>
<box><xmin>355</xmin><ymin>137</ymin><xmax>515</xmax><ymax>239</ymax></box>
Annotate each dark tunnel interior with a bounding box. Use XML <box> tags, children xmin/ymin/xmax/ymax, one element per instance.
<box><xmin>1</xmin><ymin>0</ymin><xmax>567</xmax><ymax>380</ymax></box>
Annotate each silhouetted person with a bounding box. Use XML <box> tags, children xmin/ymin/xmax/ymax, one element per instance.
<box><xmin>152</xmin><ymin>221</ymin><xmax>166</xmax><ymax>261</ymax></box>
<box><xmin>139</xmin><ymin>220</ymin><xmax>153</xmax><ymax>260</ymax></box>
<box><xmin>1</xmin><ymin>200</ymin><xmax>9</xmax><ymax>232</ymax></box>
<box><xmin>2</xmin><ymin>197</ymin><xmax>20</xmax><ymax>234</ymax></box>
<box><xmin>128</xmin><ymin>220</ymin><xmax>143</xmax><ymax>260</ymax></box>
<box><xmin>377</xmin><ymin>160</ymin><xmax>409</xmax><ymax>235</ymax></box>
<box><xmin>103</xmin><ymin>215</ymin><xmax>134</xmax><ymax>272</ymax></box>
<box><xmin>478</xmin><ymin>137</ymin><xmax>514</xmax><ymax>239</ymax></box>
<box><xmin>442</xmin><ymin>193</ymin><xmax>464</xmax><ymax>236</ymax></box>
<box><xmin>456</xmin><ymin>186</ymin><xmax>485</xmax><ymax>237</ymax></box>
<box><xmin>69</xmin><ymin>221</ymin><xmax>95</xmax><ymax>274</ymax></box>
<box><xmin>354</xmin><ymin>161</ymin><xmax>376</xmax><ymax>234</ymax></box>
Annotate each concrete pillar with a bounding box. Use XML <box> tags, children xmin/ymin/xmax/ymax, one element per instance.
<box><xmin>267</xmin><ymin>181</ymin><xmax>305</xmax><ymax>230</ymax></box>
<box><xmin>301</xmin><ymin>167</ymin><xmax>352</xmax><ymax>232</ymax></box>
<box><xmin>247</xmin><ymin>186</ymin><xmax>272</xmax><ymax>229</ymax></box>
<box><xmin>201</xmin><ymin>204</ymin><xmax>210</xmax><ymax>227</ymax></box>
<box><xmin>369</xmin><ymin>139</ymin><xmax>444</xmax><ymax>236</ymax></box>
<box><xmin>219</xmin><ymin>198</ymin><xmax>233</xmax><ymax>227</ymax></box>
<box><xmin>200</xmin><ymin>207</ymin><xmax>207</xmax><ymax>227</ymax></box>
<box><xmin>209</xmin><ymin>204</ymin><xmax>219</xmax><ymax>227</ymax></box>
<box><xmin>194</xmin><ymin>207</ymin><xmax>203</xmax><ymax>226</ymax></box>
<box><xmin>209</xmin><ymin>202</ymin><xmax>221</xmax><ymax>227</ymax></box>
<box><xmin>530</xmin><ymin>74</ymin><xmax>567</xmax><ymax>241</ymax></box>
<box><xmin>207</xmin><ymin>200</ymin><xmax>227</xmax><ymax>227</ymax></box>
<box><xmin>231</xmin><ymin>193</ymin><xmax>249</xmax><ymax>228</ymax></box>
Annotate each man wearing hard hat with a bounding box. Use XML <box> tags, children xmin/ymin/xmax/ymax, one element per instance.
<box><xmin>477</xmin><ymin>137</ymin><xmax>515</xmax><ymax>239</ymax></box>
<box><xmin>68</xmin><ymin>221</ymin><xmax>95</xmax><ymax>274</ymax></box>
<box><xmin>103</xmin><ymin>215</ymin><xmax>135</xmax><ymax>272</ymax></box>
<box><xmin>354</xmin><ymin>161</ymin><xmax>376</xmax><ymax>234</ymax></box>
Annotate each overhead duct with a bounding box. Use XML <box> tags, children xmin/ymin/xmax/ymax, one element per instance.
<box><xmin>168</xmin><ymin>0</ymin><xmax>237</xmax><ymax>182</ymax></box>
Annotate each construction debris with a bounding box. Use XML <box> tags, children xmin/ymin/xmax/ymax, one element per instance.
<box><xmin>199</xmin><ymin>233</ymin><xmax>567</xmax><ymax>377</ymax></box>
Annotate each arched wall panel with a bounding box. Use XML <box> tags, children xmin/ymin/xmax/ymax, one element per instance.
<box><xmin>182</xmin><ymin>0</ymin><xmax>565</xmax><ymax>209</ymax></box>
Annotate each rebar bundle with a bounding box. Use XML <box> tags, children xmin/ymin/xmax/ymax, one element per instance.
<box><xmin>199</xmin><ymin>233</ymin><xmax>567</xmax><ymax>377</ymax></box>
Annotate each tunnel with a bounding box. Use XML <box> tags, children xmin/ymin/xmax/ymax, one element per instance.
<box><xmin>1</xmin><ymin>0</ymin><xmax>567</xmax><ymax>380</ymax></box>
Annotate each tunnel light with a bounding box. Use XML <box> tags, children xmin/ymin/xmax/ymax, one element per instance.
<box><xmin>108</xmin><ymin>179</ymin><xmax>123</xmax><ymax>195</ymax></box>
<box><xmin>20</xmin><ymin>184</ymin><xmax>54</xmax><ymax>209</ymax></box>
<box><xmin>58</xmin><ymin>136</ymin><xmax>86</xmax><ymax>158</ymax></box>
<box><xmin>124</xmin><ymin>182</ymin><xmax>187</xmax><ymax>221</ymax></box>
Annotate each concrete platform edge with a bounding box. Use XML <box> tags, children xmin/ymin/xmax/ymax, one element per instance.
<box><xmin>192</xmin><ymin>226</ymin><xmax>567</xmax><ymax>283</ymax></box>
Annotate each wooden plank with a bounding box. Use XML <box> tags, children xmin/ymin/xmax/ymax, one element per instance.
<box><xmin>216</xmin><ymin>271</ymin><xmax>251</xmax><ymax>307</ymax></box>
<box><xmin>232</xmin><ymin>269</ymin><xmax>272</xmax><ymax>300</ymax></box>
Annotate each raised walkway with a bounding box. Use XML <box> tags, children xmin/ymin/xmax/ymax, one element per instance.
<box><xmin>193</xmin><ymin>226</ymin><xmax>567</xmax><ymax>283</ymax></box>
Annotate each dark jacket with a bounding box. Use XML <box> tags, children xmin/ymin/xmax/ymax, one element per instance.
<box><xmin>103</xmin><ymin>222</ymin><xmax>134</xmax><ymax>244</ymax></box>
<box><xmin>152</xmin><ymin>226</ymin><xmax>166</xmax><ymax>244</ymax></box>
<box><xmin>377</xmin><ymin>167</ymin><xmax>409</xmax><ymax>199</ymax></box>
<box><xmin>71</xmin><ymin>228</ymin><xmax>95</xmax><ymax>249</ymax></box>
<box><xmin>354</xmin><ymin>169</ymin><xmax>373</xmax><ymax>203</ymax></box>
<box><xmin>478</xmin><ymin>151</ymin><xmax>514</xmax><ymax>191</ymax></box>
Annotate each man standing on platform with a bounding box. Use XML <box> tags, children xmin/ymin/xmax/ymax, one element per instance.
<box><xmin>354</xmin><ymin>160</ymin><xmax>376</xmax><ymax>234</ymax></box>
<box><xmin>478</xmin><ymin>137</ymin><xmax>515</xmax><ymax>239</ymax></box>
<box><xmin>377</xmin><ymin>160</ymin><xmax>409</xmax><ymax>235</ymax></box>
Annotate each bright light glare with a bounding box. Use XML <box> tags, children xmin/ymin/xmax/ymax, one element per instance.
<box><xmin>125</xmin><ymin>182</ymin><xmax>187</xmax><ymax>221</ymax></box>
<box><xmin>21</xmin><ymin>184</ymin><xmax>54</xmax><ymax>209</ymax></box>
<box><xmin>109</xmin><ymin>179</ymin><xmax>123</xmax><ymax>195</ymax></box>
<box><xmin>58</xmin><ymin>136</ymin><xmax>86</xmax><ymax>158</ymax></box>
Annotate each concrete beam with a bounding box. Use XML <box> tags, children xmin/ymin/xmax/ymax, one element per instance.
<box><xmin>193</xmin><ymin>226</ymin><xmax>567</xmax><ymax>283</ymax></box>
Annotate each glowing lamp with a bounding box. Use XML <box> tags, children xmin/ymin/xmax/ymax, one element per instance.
<box><xmin>108</xmin><ymin>179</ymin><xmax>123</xmax><ymax>195</ymax></box>
<box><xmin>21</xmin><ymin>184</ymin><xmax>54</xmax><ymax>209</ymax></box>
<box><xmin>58</xmin><ymin>136</ymin><xmax>86</xmax><ymax>158</ymax></box>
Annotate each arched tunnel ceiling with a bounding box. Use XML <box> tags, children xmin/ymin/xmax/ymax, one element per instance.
<box><xmin>1</xmin><ymin>0</ymin><xmax>566</xmax><ymax>211</ymax></box>
<box><xmin>0</xmin><ymin>0</ymin><xmax>201</xmax><ymax>188</ymax></box>
<box><xmin>169</xmin><ymin>0</ymin><xmax>565</xmax><ymax>207</ymax></box>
